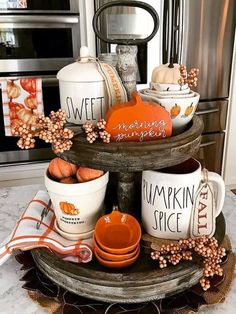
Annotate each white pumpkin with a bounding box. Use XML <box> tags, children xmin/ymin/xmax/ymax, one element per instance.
<box><xmin>151</xmin><ymin>63</ymin><xmax>181</xmax><ymax>84</ymax></box>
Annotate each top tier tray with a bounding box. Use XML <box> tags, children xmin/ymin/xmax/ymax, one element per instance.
<box><xmin>60</xmin><ymin>115</ymin><xmax>204</xmax><ymax>172</ymax></box>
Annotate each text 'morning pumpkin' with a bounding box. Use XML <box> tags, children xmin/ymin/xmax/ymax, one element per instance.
<box><xmin>105</xmin><ymin>92</ymin><xmax>172</xmax><ymax>142</ymax></box>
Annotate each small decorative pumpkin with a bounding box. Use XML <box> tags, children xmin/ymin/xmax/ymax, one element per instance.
<box><xmin>59</xmin><ymin>201</ymin><xmax>79</xmax><ymax>215</ymax></box>
<box><xmin>76</xmin><ymin>167</ymin><xmax>104</xmax><ymax>183</ymax></box>
<box><xmin>170</xmin><ymin>104</ymin><xmax>181</xmax><ymax>118</ymax></box>
<box><xmin>10</xmin><ymin>118</ymin><xmax>21</xmax><ymax>129</ymax></box>
<box><xmin>48</xmin><ymin>157</ymin><xmax>78</xmax><ymax>180</ymax></box>
<box><xmin>105</xmin><ymin>92</ymin><xmax>172</xmax><ymax>142</ymax></box>
<box><xmin>20</xmin><ymin>78</ymin><xmax>37</xmax><ymax>94</ymax></box>
<box><xmin>17</xmin><ymin>108</ymin><xmax>37</xmax><ymax>125</ymax></box>
<box><xmin>151</xmin><ymin>61</ymin><xmax>181</xmax><ymax>84</ymax></box>
<box><xmin>7</xmin><ymin>81</ymin><xmax>21</xmax><ymax>99</ymax></box>
<box><xmin>24</xmin><ymin>94</ymin><xmax>37</xmax><ymax>110</ymax></box>
<box><xmin>184</xmin><ymin>103</ymin><xmax>194</xmax><ymax>116</ymax></box>
<box><xmin>9</xmin><ymin>102</ymin><xmax>24</xmax><ymax>119</ymax></box>
<box><xmin>60</xmin><ymin>176</ymin><xmax>78</xmax><ymax>184</ymax></box>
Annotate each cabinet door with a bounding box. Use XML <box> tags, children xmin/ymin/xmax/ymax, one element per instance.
<box><xmin>195</xmin><ymin>133</ymin><xmax>225</xmax><ymax>174</ymax></box>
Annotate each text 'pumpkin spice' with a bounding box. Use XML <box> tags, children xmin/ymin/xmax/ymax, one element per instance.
<box><xmin>105</xmin><ymin>92</ymin><xmax>172</xmax><ymax>142</ymax></box>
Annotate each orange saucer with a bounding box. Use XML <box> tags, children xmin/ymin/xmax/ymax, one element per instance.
<box><xmin>94</xmin><ymin>246</ymin><xmax>140</xmax><ymax>269</ymax></box>
<box><xmin>94</xmin><ymin>235</ymin><xmax>140</xmax><ymax>262</ymax></box>
<box><xmin>94</xmin><ymin>209</ymin><xmax>141</xmax><ymax>254</ymax></box>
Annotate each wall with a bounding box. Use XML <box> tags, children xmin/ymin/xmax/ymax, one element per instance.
<box><xmin>222</xmin><ymin>31</ymin><xmax>236</xmax><ymax>188</ymax></box>
<box><xmin>0</xmin><ymin>162</ymin><xmax>48</xmax><ymax>187</ymax></box>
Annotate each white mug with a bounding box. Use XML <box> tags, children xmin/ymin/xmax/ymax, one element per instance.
<box><xmin>141</xmin><ymin>159</ymin><xmax>225</xmax><ymax>240</ymax></box>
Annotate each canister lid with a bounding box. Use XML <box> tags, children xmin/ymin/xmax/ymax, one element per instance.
<box><xmin>57</xmin><ymin>46</ymin><xmax>104</xmax><ymax>83</ymax></box>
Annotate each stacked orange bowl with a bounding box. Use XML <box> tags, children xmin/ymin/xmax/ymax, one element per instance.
<box><xmin>94</xmin><ymin>208</ymin><xmax>141</xmax><ymax>268</ymax></box>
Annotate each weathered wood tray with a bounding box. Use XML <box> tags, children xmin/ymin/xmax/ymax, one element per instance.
<box><xmin>32</xmin><ymin>213</ymin><xmax>225</xmax><ymax>304</ymax></box>
<box><xmin>33</xmin><ymin>115</ymin><xmax>224</xmax><ymax>303</ymax></box>
<box><xmin>59</xmin><ymin>115</ymin><xmax>204</xmax><ymax>214</ymax></box>
<box><xmin>60</xmin><ymin>116</ymin><xmax>203</xmax><ymax>172</ymax></box>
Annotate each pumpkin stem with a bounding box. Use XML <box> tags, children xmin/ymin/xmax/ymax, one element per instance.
<box><xmin>131</xmin><ymin>91</ymin><xmax>142</xmax><ymax>105</ymax></box>
<box><xmin>112</xmin><ymin>205</ymin><xmax>119</xmax><ymax>211</ymax></box>
<box><xmin>168</xmin><ymin>57</ymin><xmax>174</xmax><ymax>68</ymax></box>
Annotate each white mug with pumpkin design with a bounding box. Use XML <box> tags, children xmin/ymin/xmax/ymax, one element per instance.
<box><xmin>141</xmin><ymin>159</ymin><xmax>225</xmax><ymax>240</ymax></box>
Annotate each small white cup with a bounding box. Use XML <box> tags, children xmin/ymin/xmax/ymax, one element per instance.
<box><xmin>141</xmin><ymin>159</ymin><xmax>225</xmax><ymax>240</ymax></box>
<box><xmin>45</xmin><ymin>171</ymin><xmax>109</xmax><ymax>235</ymax></box>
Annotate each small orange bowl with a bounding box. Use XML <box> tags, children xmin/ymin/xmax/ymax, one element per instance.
<box><xmin>94</xmin><ymin>210</ymin><xmax>141</xmax><ymax>254</ymax></box>
<box><xmin>94</xmin><ymin>236</ymin><xmax>140</xmax><ymax>261</ymax></box>
<box><xmin>94</xmin><ymin>246</ymin><xmax>140</xmax><ymax>269</ymax></box>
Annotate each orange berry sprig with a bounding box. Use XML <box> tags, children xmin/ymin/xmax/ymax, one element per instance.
<box><xmin>179</xmin><ymin>65</ymin><xmax>199</xmax><ymax>88</ymax></box>
<box><xmin>11</xmin><ymin>109</ymin><xmax>74</xmax><ymax>154</ymax></box>
<box><xmin>151</xmin><ymin>235</ymin><xmax>226</xmax><ymax>291</ymax></box>
<box><xmin>82</xmin><ymin>119</ymin><xmax>111</xmax><ymax>144</ymax></box>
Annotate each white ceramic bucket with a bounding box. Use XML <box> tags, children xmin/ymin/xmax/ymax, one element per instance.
<box><xmin>45</xmin><ymin>171</ymin><xmax>109</xmax><ymax>234</ymax></box>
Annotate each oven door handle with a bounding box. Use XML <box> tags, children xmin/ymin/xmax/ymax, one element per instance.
<box><xmin>199</xmin><ymin>141</ymin><xmax>216</xmax><ymax>148</ymax></box>
<box><xmin>0</xmin><ymin>76</ymin><xmax>58</xmax><ymax>86</ymax></box>
<box><xmin>196</xmin><ymin>108</ymin><xmax>219</xmax><ymax>115</ymax></box>
<box><xmin>0</xmin><ymin>15</ymin><xmax>79</xmax><ymax>24</ymax></box>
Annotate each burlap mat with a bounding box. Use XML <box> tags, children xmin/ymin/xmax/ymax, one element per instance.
<box><xmin>26</xmin><ymin>235</ymin><xmax>235</xmax><ymax>314</ymax></box>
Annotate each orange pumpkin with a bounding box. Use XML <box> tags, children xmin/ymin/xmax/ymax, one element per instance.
<box><xmin>17</xmin><ymin>108</ymin><xmax>37</xmax><ymax>125</ymax></box>
<box><xmin>59</xmin><ymin>201</ymin><xmax>79</xmax><ymax>215</ymax></box>
<box><xmin>76</xmin><ymin>167</ymin><xmax>104</xmax><ymax>183</ymax></box>
<box><xmin>170</xmin><ymin>104</ymin><xmax>181</xmax><ymax>118</ymax></box>
<box><xmin>48</xmin><ymin>157</ymin><xmax>78</xmax><ymax>180</ymax></box>
<box><xmin>105</xmin><ymin>92</ymin><xmax>172</xmax><ymax>142</ymax></box>
<box><xmin>60</xmin><ymin>176</ymin><xmax>78</xmax><ymax>184</ymax></box>
<box><xmin>20</xmin><ymin>78</ymin><xmax>37</xmax><ymax>94</ymax></box>
<box><xmin>9</xmin><ymin>102</ymin><xmax>24</xmax><ymax>119</ymax></box>
<box><xmin>184</xmin><ymin>103</ymin><xmax>194</xmax><ymax>116</ymax></box>
<box><xmin>10</xmin><ymin>118</ymin><xmax>21</xmax><ymax>130</ymax></box>
<box><xmin>24</xmin><ymin>94</ymin><xmax>38</xmax><ymax>110</ymax></box>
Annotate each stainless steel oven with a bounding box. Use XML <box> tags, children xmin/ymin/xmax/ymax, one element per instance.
<box><xmin>0</xmin><ymin>0</ymin><xmax>79</xmax><ymax>13</ymax></box>
<box><xmin>0</xmin><ymin>15</ymin><xmax>80</xmax><ymax>73</ymax></box>
<box><xmin>0</xmin><ymin>74</ymin><xmax>60</xmax><ymax>165</ymax></box>
<box><xmin>0</xmin><ymin>0</ymin><xmax>81</xmax><ymax>166</ymax></box>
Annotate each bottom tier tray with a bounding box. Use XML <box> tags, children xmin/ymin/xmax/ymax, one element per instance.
<box><xmin>32</xmin><ymin>213</ymin><xmax>225</xmax><ymax>304</ymax></box>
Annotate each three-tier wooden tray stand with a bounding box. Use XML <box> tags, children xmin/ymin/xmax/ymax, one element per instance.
<box><xmin>32</xmin><ymin>115</ymin><xmax>225</xmax><ymax>303</ymax></box>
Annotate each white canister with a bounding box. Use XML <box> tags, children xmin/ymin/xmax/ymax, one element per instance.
<box><xmin>57</xmin><ymin>46</ymin><xmax>109</xmax><ymax>125</ymax></box>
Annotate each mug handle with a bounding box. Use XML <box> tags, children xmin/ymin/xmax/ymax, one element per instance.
<box><xmin>206</xmin><ymin>171</ymin><xmax>225</xmax><ymax>217</ymax></box>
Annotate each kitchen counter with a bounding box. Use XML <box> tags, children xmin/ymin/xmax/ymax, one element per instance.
<box><xmin>0</xmin><ymin>184</ymin><xmax>236</xmax><ymax>314</ymax></box>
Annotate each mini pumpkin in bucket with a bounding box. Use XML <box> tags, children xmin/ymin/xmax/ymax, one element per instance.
<box><xmin>45</xmin><ymin>158</ymin><xmax>109</xmax><ymax>238</ymax></box>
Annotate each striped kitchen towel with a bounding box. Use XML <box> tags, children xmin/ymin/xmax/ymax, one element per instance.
<box><xmin>0</xmin><ymin>190</ymin><xmax>93</xmax><ymax>266</ymax></box>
